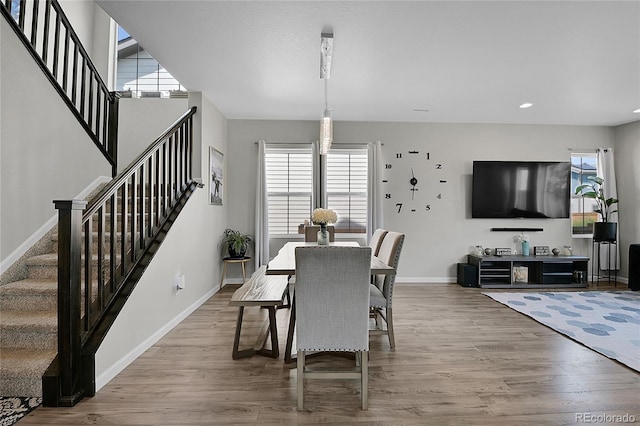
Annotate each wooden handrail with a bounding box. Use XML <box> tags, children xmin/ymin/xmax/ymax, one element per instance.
<box><xmin>1</xmin><ymin>0</ymin><xmax>118</xmax><ymax>174</ymax></box>
<box><xmin>45</xmin><ymin>107</ymin><xmax>197</xmax><ymax>407</ymax></box>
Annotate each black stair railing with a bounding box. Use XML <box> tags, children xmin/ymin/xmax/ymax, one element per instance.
<box><xmin>44</xmin><ymin>106</ymin><xmax>198</xmax><ymax>407</ymax></box>
<box><xmin>1</xmin><ymin>0</ymin><xmax>119</xmax><ymax>175</ymax></box>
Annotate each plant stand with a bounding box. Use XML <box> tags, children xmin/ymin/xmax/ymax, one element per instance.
<box><xmin>220</xmin><ymin>257</ymin><xmax>252</xmax><ymax>288</ymax></box>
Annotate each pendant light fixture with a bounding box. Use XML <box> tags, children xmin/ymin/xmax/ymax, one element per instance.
<box><xmin>319</xmin><ymin>33</ymin><xmax>333</xmax><ymax>155</ymax></box>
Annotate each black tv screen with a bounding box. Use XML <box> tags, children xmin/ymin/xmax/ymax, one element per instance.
<box><xmin>472</xmin><ymin>161</ymin><xmax>570</xmax><ymax>219</ymax></box>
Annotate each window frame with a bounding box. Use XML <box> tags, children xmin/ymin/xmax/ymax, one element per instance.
<box><xmin>570</xmin><ymin>152</ymin><xmax>598</xmax><ymax>238</ymax></box>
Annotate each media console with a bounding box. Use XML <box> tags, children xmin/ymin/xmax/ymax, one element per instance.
<box><xmin>467</xmin><ymin>254</ymin><xmax>589</xmax><ymax>288</ymax></box>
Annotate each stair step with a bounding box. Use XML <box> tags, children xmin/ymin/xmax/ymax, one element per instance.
<box><xmin>0</xmin><ymin>311</ymin><xmax>57</xmax><ymax>350</ymax></box>
<box><xmin>0</xmin><ymin>348</ymin><xmax>57</xmax><ymax>397</ymax></box>
<box><xmin>25</xmin><ymin>253</ymin><xmax>122</xmax><ymax>280</ymax></box>
<box><xmin>0</xmin><ymin>279</ymin><xmax>57</xmax><ymax>311</ymax></box>
<box><xmin>51</xmin><ymin>232</ymin><xmax>129</xmax><ymax>253</ymax></box>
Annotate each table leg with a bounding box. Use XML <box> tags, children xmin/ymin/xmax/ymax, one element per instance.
<box><xmin>284</xmin><ymin>298</ymin><xmax>296</xmax><ymax>364</ymax></box>
<box><xmin>241</xmin><ymin>262</ymin><xmax>247</xmax><ymax>283</ymax></box>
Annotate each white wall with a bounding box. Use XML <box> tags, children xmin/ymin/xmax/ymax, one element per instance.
<box><xmin>95</xmin><ymin>92</ymin><xmax>228</xmax><ymax>389</ymax></box>
<box><xmin>0</xmin><ymin>20</ymin><xmax>111</xmax><ymax>266</ymax></box>
<box><xmin>227</xmin><ymin>120</ymin><xmax>615</xmax><ymax>282</ymax></box>
<box><xmin>614</xmin><ymin>120</ymin><xmax>640</xmax><ymax>279</ymax></box>
<box><xmin>117</xmin><ymin>98</ymin><xmax>189</xmax><ymax>171</ymax></box>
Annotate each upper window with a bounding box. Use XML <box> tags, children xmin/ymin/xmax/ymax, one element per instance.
<box><xmin>570</xmin><ymin>153</ymin><xmax>598</xmax><ymax>236</ymax></box>
<box><xmin>326</xmin><ymin>149</ymin><xmax>368</xmax><ymax>234</ymax></box>
<box><xmin>116</xmin><ymin>26</ymin><xmax>185</xmax><ymax>98</ymax></box>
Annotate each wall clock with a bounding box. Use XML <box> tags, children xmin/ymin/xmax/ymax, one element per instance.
<box><xmin>382</xmin><ymin>149</ymin><xmax>447</xmax><ymax>214</ymax></box>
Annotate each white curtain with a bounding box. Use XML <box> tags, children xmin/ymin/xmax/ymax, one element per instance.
<box><xmin>254</xmin><ymin>140</ymin><xmax>269</xmax><ymax>268</ymax></box>
<box><xmin>596</xmin><ymin>148</ymin><xmax>619</xmax><ymax>270</ymax></box>
<box><xmin>367</xmin><ymin>141</ymin><xmax>384</xmax><ymax>241</ymax></box>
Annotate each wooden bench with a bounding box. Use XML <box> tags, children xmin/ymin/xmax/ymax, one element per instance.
<box><xmin>229</xmin><ymin>265</ymin><xmax>290</xmax><ymax>359</ymax></box>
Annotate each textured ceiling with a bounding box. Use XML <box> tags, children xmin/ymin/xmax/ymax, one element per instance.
<box><xmin>97</xmin><ymin>1</ymin><xmax>640</xmax><ymax>126</ymax></box>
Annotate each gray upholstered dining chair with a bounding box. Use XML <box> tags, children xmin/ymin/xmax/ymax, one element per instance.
<box><xmin>368</xmin><ymin>228</ymin><xmax>388</xmax><ymax>257</ymax></box>
<box><xmin>369</xmin><ymin>231</ymin><xmax>404</xmax><ymax>349</ymax></box>
<box><xmin>303</xmin><ymin>225</ymin><xmax>335</xmax><ymax>242</ymax></box>
<box><xmin>295</xmin><ymin>246</ymin><xmax>371</xmax><ymax>411</ymax></box>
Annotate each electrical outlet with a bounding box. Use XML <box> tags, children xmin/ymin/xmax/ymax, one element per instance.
<box><xmin>175</xmin><ymin>274</ymin><xmax>185</xmax><ymax>290</ymax></box>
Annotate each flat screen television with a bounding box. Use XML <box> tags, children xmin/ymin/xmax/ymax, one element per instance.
<box><xmin>472</xmin><ymin>161</ymin><xmax>571</xmax><ymax>219</ymax></box>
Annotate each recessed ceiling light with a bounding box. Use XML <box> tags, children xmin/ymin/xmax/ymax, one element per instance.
<box><xmin>633</xmin><ymin>108</ymin><xmax>640</xmax><ymax>113</ymax></box>
<box><xmin>413</xmin><ymin>108</ymin><xmax>429</xmax><ymax>112</ymax></box>
<box><xmin>519</xmin><ymin>103</ymin><xmax>533</xmax><ymax>109</ymax></box>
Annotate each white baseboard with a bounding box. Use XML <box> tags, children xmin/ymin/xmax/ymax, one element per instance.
<box><xmin>0</xmin><ymin>176</ymin><xmax>111</xmax><ymax>275</ymax></box>
<box><xmin>95</xmin><ymin>287</ymin><xmax>217</xmax><ymax>391</ymax></box>
<box><xmin>397</xmin><ymin>276</ymin><xmax>457</xmax><ymax>284</ymax></box>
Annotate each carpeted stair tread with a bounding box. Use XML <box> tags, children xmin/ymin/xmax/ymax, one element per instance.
<box><xmin>0</xmin><ymin>279</ymin><xmax>57</xmax><ymax>295</ymax></box>
<box><xmin>0</xmin><ymin>348</ymin><xmax>56</xmax><ymax>397</ymax></box>
<box><xmin>0</xmin><ymin>279</ymin><xmax>57</xmax><ymax>311</ymax></box>
<box><xmin>24</xmin><ymin>254</ymin><xmax>58</xmax><ymax>266</ymax></box>
<box><xmin>0</xmin><ymin>310</ymin><xmax>57</xmax><ymax>330</ymax></box>
<box><xmin>0</xmin><ymin>348</ymin><xmax>56</xmax><ymax>375</ymax></box>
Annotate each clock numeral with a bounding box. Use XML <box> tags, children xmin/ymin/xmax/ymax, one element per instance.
<box><xmin>411</xmin><ymin>209</ymin><xmax>416</xmax><ymax>212</ymax></box>
<box><xmin>408</xmin><ymin>150</ymin><xmax>419</xmax><ymax>154</ymax></box>
<box><xmin>437</xmin><ymin>193</ymin><xmax>442</xmax><ymax>199</ymax></box>
<box><xmin>426</xmin><ymin>152</ymin><xmax>430</xmax><ymax>160</ymax></box>
<box><xmin>385</xmin><ymin>193</ymin><xmax>391</xmax><ymax>199</ymax></box>
<box><xmin>382</xmin><ymin>179</ymin><xmax>388</xmax><ymax>183</ymax></box>
<box><xmin>396</xmin><ymin>153</ymin><xmax>402</xmax><ymax>158</ymax></box>
<box><xmin>385</xmin><ymin>164</ymin><xmax>392</xmax><ymax>169</ymax></box>
<box><xmin>436</xmin><ymin>163</ymin><xmax>442</xmax><ymax>169</ymax></box>
<box><xmin>439</xmin><ymin>180</ymin><xmax>447</xmax><ymax>183</ymax></box>
<box><xmin>426</xmin><ymin>204</ymin><xmax>431</xmax><ymax>211</ymax></box>
<box><xmin>396</xmin><ymin>203</ymin><xmax>403</xmax><ymax>213</ymax></box>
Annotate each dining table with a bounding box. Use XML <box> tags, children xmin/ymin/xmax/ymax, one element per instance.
<box><xmin>266</xmin><ymin>241</ymin><xmax>396</xmax><ymax>363</ymax></box>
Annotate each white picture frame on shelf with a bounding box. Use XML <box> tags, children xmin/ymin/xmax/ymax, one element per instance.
<box><xmin>209</xmin><ymin>147</ymin><xmax>223</xmax><ymax>205</ymax></box>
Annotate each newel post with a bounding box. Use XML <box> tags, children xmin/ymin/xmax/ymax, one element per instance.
<box><xmin>108</xmin><ymin>92</ymin><xmax>120</xmax><ymax>177</ymax></box>
<box><xmin>54</xmin><ymin>199</ymin><xmax>87</xmax><ymax>406</ymax></box>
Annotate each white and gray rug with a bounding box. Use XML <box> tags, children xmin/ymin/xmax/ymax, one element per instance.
<box><xmin>0</xmin><ymin>397</ymin><xmax>41</xmax><ymax>426</ymax></box>
<box><xmin>483</xmin><ymin>291</ymin><xmax>640</xmax><ymax>372</ymax></box>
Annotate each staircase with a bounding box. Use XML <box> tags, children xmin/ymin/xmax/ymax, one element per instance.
<box><xmin>1</xmin><ymin>0</ymin><xmax>200</xmax><ymax>405</ymax></box>
<box><xmin>0</xmin><ymin>234</ymin><xmax>60</xmax><ymax>397</ymax></box>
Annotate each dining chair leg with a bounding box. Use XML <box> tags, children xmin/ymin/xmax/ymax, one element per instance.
<box><xmin>297</xmin><ymin>350</ymin><xmax>305</xmax><ymax>411</ymax></box>
<box><xmin>361</xmin><ymin>350</ymin><xmax>368</xmax><ymax>410</ymax></box>
<box><xmin>387</xmin><ymin>307</ymin><xmax>395</xmax><ymax>349</ymax></box>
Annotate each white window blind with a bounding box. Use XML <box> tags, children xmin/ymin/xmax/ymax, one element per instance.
<box><xmin>326</xmin><ymin>148</ymin><xmax>368</xmax><ymax>234</ymax></box>
<box><xmin>265</xmin><ymin>147</ymin><xmax>313</xmax><ymax>235</ymax></box>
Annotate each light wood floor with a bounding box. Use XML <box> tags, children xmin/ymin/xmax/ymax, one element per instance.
<box><xmin>21</xmin><ymin>282</ymin><xmax>639</xmax><ymax>425</ymax></box>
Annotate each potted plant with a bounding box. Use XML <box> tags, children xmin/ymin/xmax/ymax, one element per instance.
<box><xmin>219</xmin><ymin>228</ymin><xmax>253</xmax><ymax>258</ymax></box>
<box><xmin>574</xmin><ymin>176</ymin><xmax>619</xmax><ymax>242</ymax></box>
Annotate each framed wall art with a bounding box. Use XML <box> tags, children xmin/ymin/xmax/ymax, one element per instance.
<box><xmin>209</xmin><ymin>147</ymin><xmax>223</xmax><ymax>205</ymax></box>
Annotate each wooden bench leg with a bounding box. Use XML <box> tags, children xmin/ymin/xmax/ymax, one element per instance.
<box><xmin>232</xmin><ymin>306</ymin><xmax>256</xmax><ymax>359</ymax></box>
<box><xmin>233</xmin><ymin>305</ymin><xmax>281</xmax><ymax>360</ymax></box>
<box><xmin>256</xmin><ymin>306</ymin><xmax>279</xmax><ymax>358</ymax></box>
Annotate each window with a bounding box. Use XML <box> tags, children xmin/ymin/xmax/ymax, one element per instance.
<box><xmin>265</xmin><ymin>147</ymin><xmax>314</xmax><ymax>236</ymax></box>
<box><xmin>326</xmin><ymin>149</ymin><xmax>368</xmax><ymax>234</ymax></box>
<box><xmin>116</xmin><ymin>26</ymin><xmax>185</xmax><ymax>97</ymax></box>
<box><xmin>571</xmin><ymin>153</ymin><xmax>598</xmax><ymax>236</ymax></box>
<box><xmin>264</xmin><ymin>145</ymin><xmax>370</xmax><ymax>237</ymax></box>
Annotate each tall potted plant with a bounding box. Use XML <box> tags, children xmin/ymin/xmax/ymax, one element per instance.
<box><xmin>574</xmin><ymin>176</ymin><xmax>619</xmax><ymax>242</ymax></box>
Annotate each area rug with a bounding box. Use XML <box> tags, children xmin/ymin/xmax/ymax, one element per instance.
<box><xmin>0</xmin><ymin>397</ymin><xmax>41</xmax><ymax>426</ymax></box>
<box><xmin>483</xmin><ymin>291</ymin><xmax>640</xmax><ymax>372</ymax></box>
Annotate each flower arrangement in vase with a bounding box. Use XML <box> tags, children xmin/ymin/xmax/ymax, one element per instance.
<box><xmin>311</xmin><ymin>208</ymin><xmax>337</xmax><ymax>245</ymax></box>
<box><xmin>513</xmin><ymin>233</ymin><xmax>530</xmax><ymax>256</ymax></box>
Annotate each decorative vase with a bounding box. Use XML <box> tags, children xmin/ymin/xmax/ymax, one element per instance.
<box><xmin>317</xmin><ymin>224</ymin><xmax>329</xmax><ymax>245</ymax></box>
<box><xmin>521</xmin><ymin>241</ymin><xmax>530</xmax><ymax>256</ymax></box>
